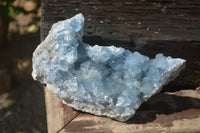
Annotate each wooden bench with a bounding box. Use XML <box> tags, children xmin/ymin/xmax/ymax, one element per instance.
<box><xmin>41</xmin><ymin>0</ymin><xmax>200</xmax><ymax>132</ymax></box>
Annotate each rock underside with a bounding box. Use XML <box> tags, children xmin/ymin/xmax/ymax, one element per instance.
<box><xmin>32</xmin><ymin>13</ymin><xmax>186</xmax><ymax>121</ymax></box>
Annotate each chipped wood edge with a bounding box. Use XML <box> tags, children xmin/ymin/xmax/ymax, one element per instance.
<box><xmin>44</xmin><ymin>87</ymin><xmax>80</xmax><ymax>133</ymax></box>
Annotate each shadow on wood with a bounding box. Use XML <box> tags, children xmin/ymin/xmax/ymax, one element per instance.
<box><xmin>61</xmin><ymin>90</ymin><xmax>200</xmax><ymax>133</ymax></box>
<box><xmin>127</xmin><ymin>92</ymin><xmax>200</xmax><ymax>125</ymax></box>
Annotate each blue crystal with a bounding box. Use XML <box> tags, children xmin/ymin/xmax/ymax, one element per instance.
<box><xmin>32</xmin><ymin>13</ymin><xmax>186</xmax><ymax>121</ymax></box>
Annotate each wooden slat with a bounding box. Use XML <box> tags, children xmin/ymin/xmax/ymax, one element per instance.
<box><xmin>41</xmin><ymin>0</ymin><xmax>200</xmax><ymax>41</ymax></box>
<box><xmin>44</xmin><ymin>87</ymin><xmax>80</xmax><ymax>133</ymax></box>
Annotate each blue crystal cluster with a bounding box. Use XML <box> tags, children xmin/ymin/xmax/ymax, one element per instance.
<box><xmin>32</xmin><ymin>14</ymin><xmax>185</xmax><ymax>121</ymax></box>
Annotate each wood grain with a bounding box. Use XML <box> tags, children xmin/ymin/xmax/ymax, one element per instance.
<box><xmin>44</xmin><ymin>87</ymin><xmax>79</xmax><ymax>133</ymax></box>
<box><xmin>41</xmin><ymin>0</ymin><xmax>200</xmax><ymax>41</ymax></box>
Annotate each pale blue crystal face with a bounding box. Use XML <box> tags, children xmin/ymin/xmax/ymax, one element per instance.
<box><xmin>32</xmin><ymin>14</ymin><xmax>186</xmax><ymax>121</ymax></box>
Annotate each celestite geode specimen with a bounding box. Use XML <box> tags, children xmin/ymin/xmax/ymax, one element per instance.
<box><xmin>32</xmin><ymin>14</ymin><xmax>186</xmax><ymax>121</ymax></box>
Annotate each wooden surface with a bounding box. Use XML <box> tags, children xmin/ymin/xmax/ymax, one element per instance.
<box><xmin>53</xmin><ymin>89</ymin><xmax>200</xmax><ymax>133</ymax></box>
<box><xmin>63</xmin><ymin>108</ymin><xmax>200</xmax><ymax>133</ymax></box>
<box><xmin>41</xmin><ymin>0</ymin><xmax>200</xmax><ymax>132</ymax></box>
<box><xmin>41</xmin><ymin>0</ymin><xmax>200</xmax><ymax>41</ymax></box>
<box><xmin>44</xmin><ymin>87</ymin><xmax>80</xmax><ymax>133</ymax></box>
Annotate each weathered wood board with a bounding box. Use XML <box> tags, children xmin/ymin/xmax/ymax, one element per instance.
<box><xmin>46</xmin><ymin>88</ymin><xmax>200</xmax><ymax>133</ymax></box>
<box><xmin>41</xmin><ymin>0</ymin><xmax>200</xmax><ymax>132</ymax></box>
<box><xmin>44</xmin><ymin>87</ymin><xmax>80</xmax><ymax>132</ymax></box>
<box><xmin>41</xmin><ymin>0</ymin><xmax>200</xmax><ymax>41</ymax></box>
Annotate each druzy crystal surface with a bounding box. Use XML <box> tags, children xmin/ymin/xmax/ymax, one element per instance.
<box><xmin>32</xmin><ymin>14</ymin><xmax>185</xmax><ymax>121</ymax></box>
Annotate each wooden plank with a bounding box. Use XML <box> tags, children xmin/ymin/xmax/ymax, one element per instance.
<box><xmin>61</xmin><ymin>90</ymin><xmax>200</xmax><ymax>133</ymax></box>
<box><xmin>44</xmin><ymin>87</ymin><xmax>80</xmax><ymax>133</ymax></box>
<box><xmin>41</xmin><ymin>0</ymin><xmax>200</xmax><ymax>41</ymax></box>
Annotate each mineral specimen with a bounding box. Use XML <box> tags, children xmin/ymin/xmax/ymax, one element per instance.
<box><xmin>32</xmin><ymin>13</ymin><xmax>186</xmax><ymax>121</ymax></box>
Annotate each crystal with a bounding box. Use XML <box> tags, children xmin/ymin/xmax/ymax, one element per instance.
<box><xmin>32</xmin><ymin>14</ymin><xmax>186</xmax><ymax>121</ymax></box>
